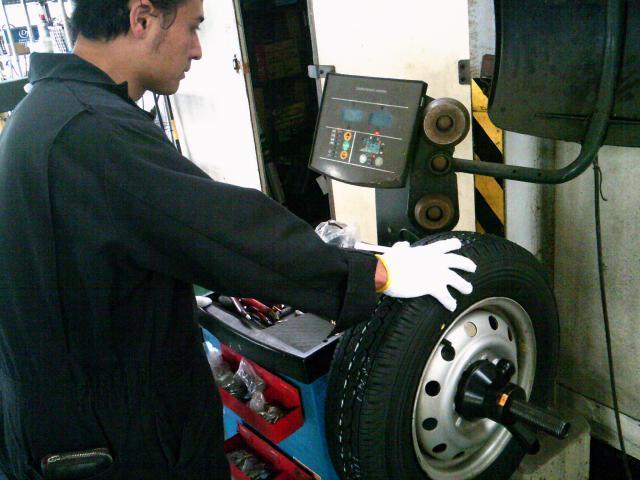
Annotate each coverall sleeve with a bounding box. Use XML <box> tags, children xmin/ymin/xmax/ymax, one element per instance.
<box><xmin>93</xmin><ymin>113</ymin><xmax>377</xmax><ymax>330</ymax></box>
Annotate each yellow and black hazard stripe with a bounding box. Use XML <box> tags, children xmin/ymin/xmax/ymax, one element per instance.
<box><xmin>471</xmin><ymin>79</ymin><xmax>505</xmax><ymax>237</ymax></box>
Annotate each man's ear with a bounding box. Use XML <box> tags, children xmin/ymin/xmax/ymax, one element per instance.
<box><xmin>129</xmin><ymin>0</ymin><xmax>158</xmax><ymax>38</ymax></box>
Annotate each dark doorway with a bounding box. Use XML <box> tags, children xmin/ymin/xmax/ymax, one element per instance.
<box><xmin>238</xmin><ymin>0</ymin><xmax>329</xmax><ymax>226</ymax></box>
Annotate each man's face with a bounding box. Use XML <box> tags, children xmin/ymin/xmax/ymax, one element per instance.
<box><xmin>143</xmin><ymin>0</ymin><xmax>204</xmax><ymax>95</ymax></box>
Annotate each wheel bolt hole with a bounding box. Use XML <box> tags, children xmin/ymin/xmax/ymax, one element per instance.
<box><xmin>508</xmin><ymin>328</ymin><xmax>513</xmax><ymax>341</ymax></box>
<box><xmin>454</xmin><ymin>451</ymin><xmax>465</xmax><ymax>459</ymax></box>
<box><xmin>441</xmin><ymin>345</ymin><xmax>456</xmax><ymax>361</ymax></box>
<box><xmin>489</xmin><ymin>315</ymin><xmax>499</xmax><ymax>330</ymax></box>
<box><xmin>422</xmin><ymin>418</ymin><xmax>438</xmax><ymax>431</ymax></box>
<box><xmin>425</xmin><ymin>381</ymin><xmax>441</xmax><ymax>396</ymax></box>
<box><xmin>432</xmin><ymin>443</ymin><xmax>447</xmax><ymax>454</ymax></box>
<box><xmin>464</xmin><ymin>322</ymin><xmax>477</xmax><ymax>337</ymax></box>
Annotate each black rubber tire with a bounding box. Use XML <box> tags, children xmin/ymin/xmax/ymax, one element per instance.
<box><xmin>325</xmin><ymin>232</ymin><xmax>559</xmax><ymax>480</ymax></box>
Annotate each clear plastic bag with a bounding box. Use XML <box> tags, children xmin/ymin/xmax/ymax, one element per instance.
<box><xmin>258</xmin><ymin>404</ymin><xmax>285</xmax><ymax>424</ymax></box>
<box><xmin>204</xmin><ymin>342</ymin><xmax>231</xmax><ymax>384</ymax></box>
<box><xmin>234</xmin><ymin>359</ymin><xmax>266</xmax><ymax>405</ymax></box>
<box><xmin>241</xmin><ymin>455</ymin><xmax>273</xmax><ymax>480</ymax></box>
<box><xmin>234</xmin><ymin>360</ymin><xmax>285</xmax><ymax>423</ymax></box>
<box><xmin>226</xmin><ymin>449</ymin><xmax>273</xmax><ymax>480</ymax></box>
<box><xmin>315</xmin><ymin>220</ymin><xmax>359</xmax><ymax>249</ymax></box>
<box><xmin>205</xmin><ymin>342</ymin><xmax>247</xmax><ymax>399</ymax></box>
<box><xmin>235</xmin><ymin>359</ymin><xmax>266</xmax><ymax>396</ymax></box>
<box><xmin>249</xmin><ymin>390</ymin><xmax>266</xmax><ymax>413</ymax></box>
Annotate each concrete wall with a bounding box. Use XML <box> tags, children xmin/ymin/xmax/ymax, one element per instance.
<box><xmin>504</xmin><ymin>134</ymin><xmax>556</xmax><ymax>273</ymax></box>
<box><xmin>554</xmin><ymin>142</ymin><xmax>640</xmax><ymax>456</ymax></box>
<box><xmin>468</xmin><ymin>0</ymin><xmax>495</xmax><ymax>78</ymax></box>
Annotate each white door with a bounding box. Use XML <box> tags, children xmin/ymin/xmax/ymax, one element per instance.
<box><xmin>309</xmin><ymin>0</ymin><xmax>476</xmax><ymax>242</ymax></box>
<box><xmin>171</xmin><ymin>0</ymin><xmax>263</xmax><ymax>191</ymax></box>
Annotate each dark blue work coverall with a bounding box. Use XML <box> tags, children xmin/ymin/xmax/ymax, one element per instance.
<box><xmin>0</xmin><ymin>53</ymin><xmax>377</xmax><ymax>479</ymax></box>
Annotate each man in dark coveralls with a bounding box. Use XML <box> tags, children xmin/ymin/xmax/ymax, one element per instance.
<box><xmin>0</xmin><ymin>0</ymin><xmax>477</xmax><ymax>478</ymax></box>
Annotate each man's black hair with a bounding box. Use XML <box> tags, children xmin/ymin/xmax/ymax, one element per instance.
<box><xmin>71</xmin><ymin>0</ymin><xmax>188</xmax><ymax>41</ymax></box>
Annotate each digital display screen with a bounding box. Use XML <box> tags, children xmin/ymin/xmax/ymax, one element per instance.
<box><xmin>361</xmin><ymin>138</ymin><xmax>381</xmax><ymax>154</ymax></box>
<box><xmin>341</xmin><ymin>108</ymin><xmax>364</xmax><ymax>123</ymax></box>
<box><xmin>365</xmin><ymin>143</ymin><xmax>381</xmax><ymax>154</ymax></box>
<box><xmin>369</xmin><ymin>111</ymin><xmax>393</xmax><ymax>128</ymax></box>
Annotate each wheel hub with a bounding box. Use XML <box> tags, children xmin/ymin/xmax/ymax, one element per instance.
<box><xmin>411</xmin><ymin>298</ymin><xmax>537</xmax><ymax>480</ymax></box>
<box><xmin>455</xmin><ymin>359</ymin><xmax>570</xmax><ymax>454</ymax></box>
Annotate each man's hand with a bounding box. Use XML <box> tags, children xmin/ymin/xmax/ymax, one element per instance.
<box><xmin>375</xmin><ymin>239</ymin><xmax>476</xmax><ymax>311</ymax></box>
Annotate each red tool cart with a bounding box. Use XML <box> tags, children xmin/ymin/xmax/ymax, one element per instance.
<box><xmin>198</xmin><ymin>295</ymin><xmax>341</xmax><ymax>479</ymax></box>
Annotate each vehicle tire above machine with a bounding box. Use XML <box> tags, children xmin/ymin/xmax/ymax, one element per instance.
<box><xmin>325</xmin><ymin>232</ymin><xmax>559</xmax><ymax>480</ymax></box>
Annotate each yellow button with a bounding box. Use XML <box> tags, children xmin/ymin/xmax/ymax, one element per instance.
<box><xmin>344</xmin><ymin>131</ymin><xmax>353</xmax><ymax>141</ymax></box>
<box><xmin>340</xmin><ymin>151</ymin><xmax>349</xmax><ymax>160</ymax></box>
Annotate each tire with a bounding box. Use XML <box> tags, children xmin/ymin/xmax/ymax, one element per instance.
<box><xmin>325</xmin><ymin>232</ymin><xmax>559</xmax><ymax>480</ymax></box>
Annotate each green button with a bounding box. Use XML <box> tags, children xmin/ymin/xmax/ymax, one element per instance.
<box><xmin>342</xmin><ymin>141</ymin><xmax>350</xmax><ymax>150</ymax></box>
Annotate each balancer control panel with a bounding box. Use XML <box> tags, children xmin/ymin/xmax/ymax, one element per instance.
<box><xmin>310</xmin><ymin>73</ymin><xmax>426</xmax><ymax>188</ymax></box>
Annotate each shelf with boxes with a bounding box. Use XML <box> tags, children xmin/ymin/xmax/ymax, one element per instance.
<box><xmin>215</xmin><ymin>344</ymin><xmax>305</xmax><ymax>444</ymax></box>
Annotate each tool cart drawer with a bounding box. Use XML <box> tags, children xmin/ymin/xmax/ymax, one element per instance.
<box><xmin>218</xmin><ymin>344</ymin><xmax>305</xmax><ymax>443</ymax></box>
<box><xmin>225</xmin><ymin>423</ymin><xmax>315</xmax><ymax>480</ymax></box>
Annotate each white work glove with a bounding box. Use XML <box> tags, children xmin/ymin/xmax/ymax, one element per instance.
<box><xmin>377</xmin><ymin>238</ymin><xmax>477</xmax><ymax>311</ymax></box>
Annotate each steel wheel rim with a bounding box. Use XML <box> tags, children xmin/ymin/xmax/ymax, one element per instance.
<box><xmin>411</xmin><ymin>297</ymin><xmax>537</xmax><ymax>480</ymax></box>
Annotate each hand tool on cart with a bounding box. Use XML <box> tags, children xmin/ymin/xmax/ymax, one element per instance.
<box><xmin>241</xmin><ymin>298</ymin><xmax>277</xmax><ymax>325</ymax></box>
<box><xmin>218</xmin><ymin>295</ymin><xmax>266</xmax><ymax>329</ymax></box>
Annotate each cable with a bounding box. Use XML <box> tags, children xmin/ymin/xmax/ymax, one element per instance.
<box><xmin>163</xmin><ymin>95</ymin><xmax>182</xmax><ymax>154</ymax></box>
<box><xmin>152</xmin><ymin>93</ymin><xmax>173</xmax><ymax>142</ymax></box>
<box><xmin>152</xmin><ymin>93</ymin><xmax>163</xmax><ymax>128</ymax></box>
<box><xmin>593</xmin><ymin>157</ymin><xmax>634</xmax><ymax>480</ymax></box>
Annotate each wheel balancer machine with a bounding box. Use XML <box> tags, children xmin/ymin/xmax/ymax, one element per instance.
<box><xmin>200</xmin><ymin>1</ymin><xmax>639</xmax><ymax>478</ymax></box>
